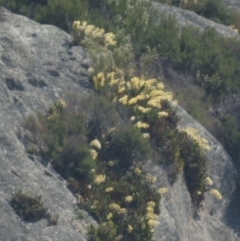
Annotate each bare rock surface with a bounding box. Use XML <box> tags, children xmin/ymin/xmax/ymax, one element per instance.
<box><xmin>0</xmin><ymin>4</ymin><xmax>240</xmax><ymax>241</ymax></box>
<box><xmin>0</xmin><ymin>7</ymin><xmax>94</xmax><ymax>241</ymax></box>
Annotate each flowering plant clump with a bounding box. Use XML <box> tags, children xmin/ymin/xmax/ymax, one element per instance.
<box><xmin>90</xmin><ymin>139</ymin><xmax>102</xmax><ymax>150</ymax></box>
<box><xmin>94</xmin><ymin>175</ymin><xmax>106</xmax><ymax>184</ymax></box>
<box><xmin>210</xmin><ymin>189</ymin><xmax>223</xmax><ymax>201</ymax></box>
<box><xmin>182</xmin><ymin>127</ymin><xmax>210</xmax><ymax>150</ymax></box>
<box><xmin>72</xmin><ymin>21</ymin><xmax>116</xmax><ymax>47</ymax></box>
<box><xmin>89</xmin><ymin>149</ymin><xmax>98</xmax><ymax>160</ymax></box>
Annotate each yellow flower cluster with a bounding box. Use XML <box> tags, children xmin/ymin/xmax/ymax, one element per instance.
<box><xmin>130</xmin><ymin>116</ymin><xmax>136</xmax><ymax>121</ymax></box>
<box><xmin>142</xmin><ymin>133</ymin><xmax>150</xmax><ymax>138</ymax></box>
<box><xmin>182</xmin><ymin>127</ymin><xmax>210</xmax><ymax>150</ymax></box>
<box><xmin>118</xmin><ymin>95</ymin><xmax>128</xmax><ymax>105</ymax></box>
<box><xmin>47</xmin><ymin>99</ymin><xmax>67</xmax><ymax>120</ymax></box>
<box><xmin>158</xmin><ymin>187</ymin><xmax>168</xmax><ymax>194</ymax></box>
<box><xmin>89</xmin><ymin>149</ymin><xmax>98</xmax><ymax>160</ymax></box>
<box><xmin>135</xmin><ymin>121</ymin><xmax>149</xmax><ymax>129</ymax></box>
<box><xmin>72</xmin><ymin>21</ymin><xmax>116</xmax><ymax>46</ymax></box>
<box><xmin>94</xmin><ymin>175</ymin><xmax>106</xmax><ymax>184</ymax></box>
<box><xmin>127</xmin><ymin>225</ymin><xmax>133</xmax><ymax>233</ymax></box>
<box><xmin>109</xmin><ymin>203</ymin><xmax>121</xmax><ymax>211</ymax></box>
<box><xmin>93</xmin><ymin>72</ymin><xmax>105</xmax><ymax>90</ymax></box>
<box><xmin>205</xmin><ymin>177</ymin><xmax>213</xmax><ymax>186</ymax></box>
<box><xmin>106</xmin><ymin>212</ymin><xmax>113</xmax><ymax>220</ymax></box>
<box><xmin>134</xmin><ymin>167</ymin><xmax>142</xmax><ymax>175</ymax></box>
<box><xmin>105</xmin><ymin>187</ymin><xmax>114</xmax><ymax>192</ymax></box>
<box><xmin>90</xmin><ymin>139</ymin><xmax>102</xmax><ymax>150</ymax></box>
<box><xmin>125</xmin><ymin>195</ymin><xmax>133</xmax><ymax>202</ymax></box>
<box><xmin>146</xmin><ymin>173</ymin><xmax>157</xmax><ymax>183</ymax></box>
<box><xmin>158</xmin><ymin>111</ymin><xmax>169</xmax><ymax>118</ymax></box>
<box><xmin>118</xmin><ymin>208</ymin><xmax>127</xmax><ymax>215</ymax></box>
<box><xmin>137</xmin><ymin>106</ymin><xmax>151</xmax><ymax>113</ymax></box>
<box><xmin>109</xmin><ymin>203</ymin><xmax>127</xmax><ymax>215</ymax></box>
<box><xmin>210</xmin><ymin>189</ymin><xmax>222</xmax><ymax>201</ymax></box>
<box><xmin>145</xmin><ymin>201</ymin><xmax>159</xmax><ymax>230</ymax></box>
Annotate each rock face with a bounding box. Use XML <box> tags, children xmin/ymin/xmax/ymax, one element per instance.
<box><xmin>0</xmin><ymin>5</ymin><xmax>240</xmax><ymax>241</ymax></box>
<box><xmin>0</xmin><ymin>7</ymin><xmax>94</xmax><ymax>241</ymax></box>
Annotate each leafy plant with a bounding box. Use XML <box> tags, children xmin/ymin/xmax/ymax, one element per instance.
<box><xmin>11</xmin><ymin>190</ymin><xmax>48</xmax><ymax>222</ymax></box>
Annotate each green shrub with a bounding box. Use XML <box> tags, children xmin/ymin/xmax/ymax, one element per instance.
<box><xmin>53</xmin><ymin>138</ymin><xmax>96</xmax><ymax>183</ymax></box>
<box><xmin>11</xmin><ymin>190</ymin><xmax>48</xmax><ymax>222</ymax></box>
<box><xmin>105</xmin><ymin>126</ymin><xmax>151</xmax><ymax>172</ymax></box>
<box><xmin>35</xmin><ymin>0</ymin><xmax>88</xmax><ymax>31</ymax></box>
<box><xmin>221</xmin><ymin>115</ymin><xmax>240</xmax><ymax>163</ymax></box>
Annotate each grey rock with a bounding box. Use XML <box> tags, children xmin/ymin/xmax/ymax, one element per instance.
<box><xmin>0</xmin><ymin>7</ymin><xmax>94</xmax><ymax>241</ymax></box>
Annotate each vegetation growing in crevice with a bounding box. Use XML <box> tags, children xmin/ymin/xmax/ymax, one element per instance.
<box><xmin>11</xmin><ymin>190</ymin><xmax>58</xmax><ymax>225</ymax></box>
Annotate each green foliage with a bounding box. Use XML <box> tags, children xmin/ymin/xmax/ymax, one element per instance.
<box><xmin>194</xmin><ymin>0</ymin><xmax>233</xmax><ymax>25</ymax></box>
<box><xmin>35</xmin><ymin>0</ymin><xmax>88</xmax><ymax>31</ymax></box>
<box><xmin>53</xmin><ymin>139</ymin><xmax>96</xmax><ymax>183</ymax></box>
<box><xmin>145</xmin><ymin>14</ymin><xmax>181</xmax><ymax>65</ymax></box>
<box><xmin>83</xmin><ymin>166</ymin><xmax>160</xmax><ymax>241</ymax></box>
<box><xmin>146</xmin><ymin>107</ymin><xmax>207</xmax><ymax>206</ymax></box>
<box><xmin>221</xmin><ymin>115</ymin><xmax>240</xmax><ymax>163</ymax></box>
<box><xmin>157</xmin><ymin>0</ymin><xmax>236</xmax><ymax>27</ymax></box>
<box><xmin>105</xmin><ymin>126</ymin><xmax>151</xmax><ymax>172</ymax></box>
<box><xmin>11</xmin><ymin>190</ymin><xmax>48</xmax><ymax>222</ymax></box>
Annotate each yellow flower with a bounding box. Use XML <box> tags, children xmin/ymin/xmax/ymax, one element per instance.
<box><xmin>149</xmin><ymin>89</ymin><xmax>165</xmax><ymax>97</ymax></box>
<box><xmin>182</xmin><ymin>127</ymin><xmax>210</xmax><ymax>150</ymax></box>
<box><xmin>84</xmin><ymin>25</ymin><xmax>95</xmax><ymax>36</ymax></box>
<box><xmin>135</xmin><ymin>121</ymin><xmax>149</xmax><ymax>129</ymax></box>
<box><xmin>144</xmin><ymin>79</ymin><xmax>157</xmax><ymax>88</ymax></box>
<box><xmin>90</xmin><ymin>139</ymin><xmax>101</xmax><ymax>150</ymax></box>
<box><xmin>148</xmin><ymin>219</ymin><xmax>159</xmax><ymax>227</ymax></box>
<box><xmin>105</xmin><ymin>187</ymin><xmax>114</xmax><ymax>192</ymax></box>
<box><xmin>156</xmin><ymin>82</ymin><xmax>164</xmax><ymax>90</ymax></box>
<box><xmin>137</xmin><ymin>106</ymin><xmax>151</xmax><ymax>113</ymax></box>
<box><xmin>89</xmin><ymin>149</ymin><xmax>98</xmax><ymax>160</ymax></box>
<box><xmin>118</xmin><ymin>95</ymin><xmax>128</xmax><ymax>105</ymax></box>
<box><xmin>158</xmin><ymin>111</ymin><xmax>169</xmax><ymax>118</ymax></box>
<box><xmin>130</xmin><ymin>77</ymin><xmax>140</xmax><ymax>89</ymax></box>
<box><xmin>210</xmin><ymin>189</ymin><xmax>222</xmax><ymax>201</ymax></box>
<box><xmin>93</xmin><ymin>72</ymin><xmax>105</xmax><ymax>89</ymax></box>
<box><xmin>128</xmin><ymin>97</ymin><xmax>138</xmax><ymax>105</ymax></box>
<box><xmin>130</xmin><ymin>116</ymin><xmax>136</xmax><ymax>121</ymax></box>
<box><xmin>94</xmin><ymin>175</ymin><xmax>106</xmax><ymax>184</ymax></box>
<box><xmin>146</xmin><ymin>173</ymin><xmax>157</xmax><ymax>183</ymax></box>
<box><xmin>205</xmin><ymin>177</ymin><xmax>213</xmax><ymax>186</ymax></box>
<box><xmin>158</xmin><ymin>187</ymin><xmax>168</xmax><ymax>194</ymax></box>
<box><xmin>142</xmin><ymin>133</ymin><xmax>150</xmax><ymax>138</ymax></box>
<box><xmin>106</xmin><ymin>213</ymin><xmax>113</xmax><ymax>220</ymax></box>
<box><xmin>118</xmin><ymin>86</ymin><xmax>126</xmax><ymax>94</ymax></box>
<box><xmin>147</xmin><ymin>99</ymin><xmax>161</xmax><ymax>109</ymax></box>
<box><xmin>104</xmin><ymin>32</ymin><xmax>116</xmax><ymax>46</ymax></box>
<box><xmin>134</xmin><ymin>167</ymin><xmax>142</xmax><ymax>175</ymax></box>
<box><xmin>147</xmin><ymin>201</ymin><xmax>156</xmax><ymax>208</ymax></box>
<box><xmin>109</xmin><ymin>203</ymin><xmax>121</xmax><ymax>211</ymax></box>
<box><xmin>127</xmin><ymin>225</ymin><xmax>133</xmax><ymax>233</ymax></box>
<box><xmin>118</xmin><ymin>208</ymin><xmax>127</xmax><ymax>215</ymax></box>
<box><xmin>125</xmin><ymin>195</ymin><xmax>133</xmax><ymax>202</ymax></box>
